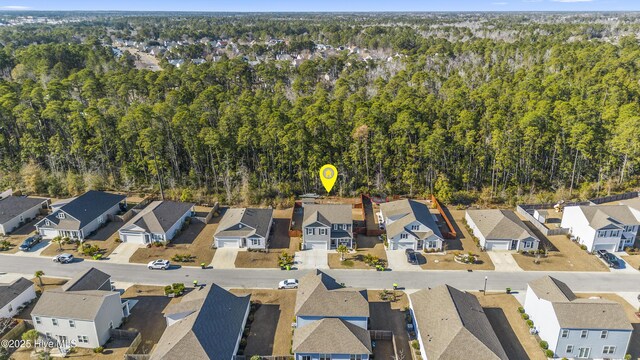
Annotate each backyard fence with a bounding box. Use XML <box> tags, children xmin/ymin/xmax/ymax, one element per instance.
<box><xmin>590</xmin><ymin>191</ymin><xmax>638</xmax><ymax>204</ymax></box>
<box><xmin>370</xmin><ymin>329</ymin><xmax>393</xmax><ymax>340</ymax></box>
<box><xmin>0</xmin><ymin>319</ymin><xmax>26</xmax><ymax>341</ymax></box>
<box><xmin>515</xmin><ymin>205</ymin><xmax>570</xmax><ymax>236</ymax></box>
<box><xmin>233</xmin><ymin>356</ymin><xmax>294</xmax><ymax>360</ymax></box>
<box><xmin>114</xmin><ymin>196</ymin><xmax>155</xmax><ymax>223</ymax></box>
<box><xmin>431</xmin><ymin>194</ymin><xmax>457</xmax><ymax>239</ymax></box>
<box><xmin>193</xmin><ymin>202</ymin><xmax>219</xmax><ymax>223</ymax></box>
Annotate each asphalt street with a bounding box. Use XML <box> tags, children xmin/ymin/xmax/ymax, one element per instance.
<box><xmin>1</xmin><ymin>254</ymin><xmax>639</xmax><ymax>292</ymax></box>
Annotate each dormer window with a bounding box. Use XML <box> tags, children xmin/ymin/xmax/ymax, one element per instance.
<box><xmin>239</xmin><ymin>224</ymin><xmax>243</xmax><ymax>228</ymax></box>
<box><xmin>57</xmin><ymin>212</ymin><xmax>65</xmax><ymax>220</ymax></box>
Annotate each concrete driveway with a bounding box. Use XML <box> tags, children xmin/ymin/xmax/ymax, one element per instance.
<box><xmin>386</xmin><ymin>250</ymin><xmax>420</xmax><ymax>271</ymax></box>
<box><xmin>612</xmin><ymin>253</ymin><xmax>639</xmax><ymax>274</ymax></box>
<box><xmin>294</xmin><ymin>250</ymin><xmax>328</xmax><ymax>269</ymax></box>
<box><xmin>211</xmin><ymin>248</ymin><xmax>240</xmax><ymax>269</ymax></box>
<box><xmin>12</xmin><ymin>240</ymin><xmax>52</xmax><ymax>257</ymax></box>
<box><xmin>487</xmin><ymin>252</ymin><xmax>523</xmax><ymax>272</ymax></box>
<box><xmin>108</xmin><ymin>243</ymin><xmax>142</xmax><ymax>264</ymax></box>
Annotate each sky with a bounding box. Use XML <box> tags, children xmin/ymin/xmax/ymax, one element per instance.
<box><xmin>0</xmin><ymin>0</ymin><xmax>637</xmax><ymax>12</ymax></box>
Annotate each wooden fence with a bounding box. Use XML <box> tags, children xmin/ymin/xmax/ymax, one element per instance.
<box><xmin>431</xmin><ymin>194</ymin><xmax>457</xmax><ymax>239</ymax></box>
<box><xmin>194</xmin><ymin>202</ymin><xmax>218</xmax><ymax>223</ymax></box>
<box><xmin>115</xmin><ymin>196</ymin><xmax>155</xmax><ymax>223</ymax></box>
<box><xmin>0</xmin><ymin>319</ymin><xmax>26</xmax><ymax>341</ymax></box>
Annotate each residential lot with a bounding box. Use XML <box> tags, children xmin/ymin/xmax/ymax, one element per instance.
<box><xmin>367</xmin><ymin>290</ymin><xmax>411</xmax><ymax>360</ymax></box>
<box><xmin>39</xmin><ymin>221</ymin><xmax>123</xmax><ymax>260</ymax></box>
<box><xmin>235</xmin><ymin>208</ymin><xmax>300</xmax><ymax>269</ymax></box>
<box><xmin>129</xmin><ymin>207</ymin><xmax>218</xmax><ymax>266</ymax></box>
<box><xmin>473</xmin><ymin>292</ymin><xmax>546</xmax><ymax>360</ymax></box>
<box><xmin>574</xmin><ymin>293</ymin><xmax>640</xmax><ymax>359</ymax></box>
<box><xmin>229</xmin><ymin>289</ymin><xmax>297</xmax><ymax>356</ymax></box>
<box><xmin>120</xmin><ymin>285</ymin><xmax>180</xmax><ymax>354</ymax></box>
<box><xmin>512</xmin><ymin>229</ymin><xmax>609</xmax><ymax>272</ymax></box>
<box><xmin>0</xmin><ymin>217</ymin><xmax>44</xmax><ymax>254</ymax></box>
<box><xmin>622</xmin><ymin>254</ymin><xmax>640</xmax><ymax>270</ymax></box>
<box><xmin>9</xmin><ymin>339</ymin><xmax>132</xmax><ymax>360</ymax></box>
<box><xmin>328</xmin><ymin>235</ymin><xmax>387</xmax><ymax>269</ymax></box>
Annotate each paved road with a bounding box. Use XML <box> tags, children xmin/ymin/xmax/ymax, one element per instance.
<box><xmin>1</xmin><ymin>254</ymin><xmax>639</xmax><ymax>292</ymax></box>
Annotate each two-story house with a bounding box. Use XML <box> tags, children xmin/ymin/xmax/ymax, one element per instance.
<box><xmin>35</xmin><ymin>190</ymin><xmax>126</xmax><ymax>241</ymax></box>
<box><xmin>465</xmin><ymin>209</ymin><xmax>540</xmax><ymax>251</ymax></box>
<box><xmin>302</xmin><ymin>204</ymin><xmax>353</xmax><ymax>250</ymax></box>
<box><xmin>524</xmin><ymin>276</ymin><xmax>633</xmax><ymax>359</ymax></box>
<box><xmin>379</xmin><ymin>199</ymin><xmax>443</xmax><ymax>251</ymax></box>
<box><xmin>118</xmin><ymin>201</ymin><xmax>195</xmax><ymax>244</ymax></box>
<box><xmin>560</xmin><ymin>205</ymin><xmax>639</xmax><ymax>252</ymax></box>
<box><xmin>293</xmin><ymin>271</ymin><xmax>372</xmax><ymax>360</ymax></box>
<box><xmin>213</xmin><ymin>207</ymin><xmax>274</xmax><ymax>249</ymax></box>
<box><xmin>31</xmin><ymin>268</ymin><xmax>130</xmax><ymax>349</ymax></box>
<box><xmin>151</xmin><ymin>284</ymin><xmax>250</xmax><ymax>360</ymax></box>
<box><xmin>409</xmin><ymin>285</ymin><xmax>509</xmax><ymax>360</ymax></box>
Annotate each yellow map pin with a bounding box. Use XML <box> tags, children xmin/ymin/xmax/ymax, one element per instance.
<box><xmin>319</xmin><ymin>164</ymin><xmax>338</xmax><ymax>193</ymax></box>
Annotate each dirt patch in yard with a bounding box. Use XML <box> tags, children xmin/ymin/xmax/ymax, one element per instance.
<box><xmin>621</xmin><ymin>254</ymin><xmax>640</xmax><ymax>271</ymax></box>
<box><xmin>235</xmin><ymin>250</ymin><xmax>282</xmax><ymax>268</ymax></box>
<box><xmin>10</xmin><ymin>339</ymin><xmax>132</xmax><ymax>360</ymax></box>
<box><xmin>473</xmin><ymin>292</ymin><xmax>546</xmax><ymax>360</ymax></box>
<box><xmin>121</xmin><ymin>285</ymin><xmax>181</xmax><ymax>354</ymax></box>
<box><xmin>512</xmin><ymin>233</ymin><xmax>608</xmax><ymax>272</ymax></box>
<box><xmin>230</xmin><ymin>289</ymin><xmax>296</xmax><ymax>356</ymax></box>
<box><xmin>129</xmin><ymin>218</ymin><xmax>219</xmax><ymax>266</ymax></box>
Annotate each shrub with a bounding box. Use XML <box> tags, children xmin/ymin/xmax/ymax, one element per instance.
<box><xmin>526</xmin><ymin>319</ymin><xmax>534</xmax><ymax>328</ymax></box>
<box><xmin>0</xmin><ymin>240</ymin><xmax>11</xmax><ymax>251</ymax></box>
<box><xmin>521</xmin><ymin>313</ymin><xmax>529</xmax><ymax>320</ymax></box>
<box><xmin>93</xmin><ymin>346</ymin><xmax>104</xmax><ymax>354</ymax></box>
<box><xmin>411</xmin><ymin>340</ymin><xmax>420</xmax><ymax>350</ymax></box>
<box><xmin>545</xmin><ymin>350</ymin><xmax>554</xmax><ymax>357</ymax></box>
<box><xmin>580</xmin><ymin>244</ymin><xmax>587</xmax><ymax>250</ymax></box>
<box><xmin>539</xmin><ymin>340</ymin><xmax>548</xmax><ymax>350</ymax></box>
<box><xmin>250</xmin><ymin>356</ymin><xmax>262</xmax><ymax>360</ymax></box>
<box><xmin>517</xmin><ymin>307</ymin><xmax>524</xmax><ymax>313</ymax></box>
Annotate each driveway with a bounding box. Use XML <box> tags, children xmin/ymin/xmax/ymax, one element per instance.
<box><xmin>611</xmin><ymin>253</ymin><xmax>639</xmax><ymax>274</ymax></box>
<box><xmin>12</xmin><ymin>240</ymin><xmax>52</xmax><ymax>257</ymax></box>
<box><xmin>108</xmin><ymin>243</ymin><xmax>142</xmax><ymax>264</ymax></box>
<box><xmin>294</xmin><ymin>250</ymin><xmax>328</xmax><ymax>269</ymax></box>
<box><xmin>386</xmin><ymin>250</ymin><xmax>420</xmax><ymax>271</ymax></box>
<box><xmin>488</xmin><ymin>252</ymin><xmax>523</xmax><ymax>272</ymax></box>
<box><xmin>211</xmin><ymin>248</ymin><xmax>240</xmax><ymax>269</ymax></box>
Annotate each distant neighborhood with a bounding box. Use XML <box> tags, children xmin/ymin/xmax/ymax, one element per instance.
<box><xmin>0</xmin><ymin>188</ymin><xmax>639</xmax><ymax>360</ymax></box>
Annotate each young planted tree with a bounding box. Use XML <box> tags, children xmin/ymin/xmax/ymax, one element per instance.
<box><xmin>34</xmin><ymin>270</ymin><xmax>45</xmax><ymax>288</ymax></box>
<box><xmin>337</xmin><ymin>244</ymin><xmax>349</xmax><ymax>261</ymax></box>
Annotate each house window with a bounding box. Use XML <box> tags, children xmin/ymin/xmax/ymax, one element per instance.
<box><xmin>320</xmin><ymin>355</ymin><xmax>331</xmax><ymax>360</ymax></box>
<box><xmin>411</xmin><ymin>225</ymin><xmax>419</xmax><ymax>230</ymax></box>
<box><xmin>35</xmin><ymin>317</ymin><xmax>41</xmax><ymax>324</ymax></box>
<box><xmin>52</xmin><ymin>319</ymin><xmax>58</xmax><ymax>326</ymax></box>
<box><xmin>77</xmin><ymin>335</ymin><xmax>89</xmax><ymax>344</ymax></box>
<box><xmin>301</xmin><ymin>356</ymin><xmax>311</xmax><ymax>360</ymax></box>
<box><xmin>561</xmin><ymin>329</ymin><xmax>569</xmax><ymax>338</ymax></box>
<box><xmin>57</xmin><ymin>212</ymin><xmax>65</xmax><ymax>219</ymax></box>
<box><xmin>566</xmin><ymin>345</ymin><xmax>574</xmax><ymax>353</ymax></box>
<box><xmin>603</xmin><ymin>346</ymin><xmax>616</xmax><ymax>355</ymax></box>
<box><xmin>580</xmin><ymin>330</ymin><xmax>588</xmax><ymax>338</ymax></box>
<box><xmin>350</xmin><ymin>356</ymin><xmax>362</xmax><ymax>360</ymax></box>
<box><xmin>600</xmin><ymin>330</ymin><xmax>608</xmax><ymax>339</ymax></box>
<box><xmin>577</xmin><ymin>347</ymin><xmax>591</xmax><ymax>358</ymax></box>
<box><xmin>400</xmin><ymin>233</ymin><xmax>408</xmax><ymax>239</ymax></box>
<box><xmin>306</xmin><ymin>228</ymin><xmax>313</xmax><ymax>235</ymax></box>
<box><xmin>69</xmin><ymin>320</ymin><xmax>75</xmax><ymax>328</ymax></box>
<box><xmin>333</xmin><ymin>224</ymin><xmax>338</xmax><ymax>230</ymax></box>
<box><xmin>320</xmin><ymin>228</ymin><xmax>327</xmax><ymax>236</ymax></box>
<box><xmin>523</xmin><ymin>241</ymin><xmax>532</xmax><ymax>249</ymax></box>
<box><xmin>250</xmin><ymin>239</ymin><xmax>260</xmax><ymax>246</ymax></box>
<box><xmin>598</xmin><ymin>231</ymin><xmax>606</xmax><ymax>237</ymax></box>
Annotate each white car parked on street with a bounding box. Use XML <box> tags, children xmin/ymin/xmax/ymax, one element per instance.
<box><xmin>278</xmin><ymin>279</ymin><xmax>299</xmax><ymax>289</ymax></box>
<box><xmin>147</xmin><ymin>259</ymin><xmax>170</xmax><ymax>270</ymax></box>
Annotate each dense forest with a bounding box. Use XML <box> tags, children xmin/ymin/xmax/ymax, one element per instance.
<box><xmin>0</xmin><ymin>13</ymin><xmax>639</xmax><ymax>205</ymax></box>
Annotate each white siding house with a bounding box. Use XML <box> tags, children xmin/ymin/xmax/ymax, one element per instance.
<box><xmin>214</xmin><ymin>208</ymin><xmax>274</xmax><ymax>249</ymax></box>
<box><xmin>118</xmin><ymin>201</ymin><xmax>194</xmax><ymax>244</ymax></box>
<box><xmin>465</xmin><ymin>209</ymin><xmax>540</xmax><ymax>251</ymax></box>
<box><xmin>0</xmin><ymin>278</ymin><xmax>36</xmax><ymax>318</ymax></box>
<box><xmin>0</xmin><ymin>194</ymin><xmax>49</xmax><ymax>235</ymax></box>
<box><xmin>380</xmin><ymin>199</ymin><xmax>443</xmax><ymax>251</ymax></box>
<box><xmin>524</xmin><ymin>276</ymin><xmax>633</xmax><ymax>359</ymax></box>
<box><xmin>560</xmin><ymin>205</ymin><xmax>639</xmax><ymax>252</ymax></box>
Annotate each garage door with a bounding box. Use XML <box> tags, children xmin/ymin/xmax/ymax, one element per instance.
<box><xmin>486</xmin><ymin>241</ymin><xmax>509</xmax><ymax>251</ymax></box>
<box><xmin>305</xmin><ymin>241</ymin><xmax>327</xmax><ymax>250</ymax></box>
<box><xmin>396</xmin><ymin>242</ymin><xmax>415</xmax><ymax>250</ymax></box>
<box><xmin>39</xmin><ymin>228</ymin><xmax>58</xmax><ymax>239</ymax></box>
<box><xmin>593</xmin><ymin>243</ymin><xmax>617</xmax><ymax>252</ymax></box>
<box><xmin>121</xmin><ymin>232</ymin><xmax>146</xmax><ymax>244</ymax></box>
<box><xmin>216</xmin><ymin>238</ymin><xmax>240</xmax><ymax>248</ymax></box>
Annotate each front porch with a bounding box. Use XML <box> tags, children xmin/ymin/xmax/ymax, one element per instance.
<box><xmin>330</xmin><ymin>237</ymin><xmax>353</xmax><ymax>249</ymax></box>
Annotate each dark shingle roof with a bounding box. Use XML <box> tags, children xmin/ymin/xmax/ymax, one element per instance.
<box><xmin>151</xmin><ymin>284</ymin><xmax>250</xmax><ymax>360</ymax></box>
<box><xmin>214</xmin><ymin>208</ymin><xmax>274</xmax><ymax>239</ymax></box>
<box><xmin>0</xmin><ymin>196</ymin><xmax>47</xmax><ymax>224</ymax></box>
<box><xmin>41</xmin><ymin>191</ymin><xmax>125</xmax><ymax>229</ymax></box>
<box><xmin>0</xmin><ymin>277</ymin><xmax>33</xmax><ymax>309</ymax></box>
<box><xmin>130</xmin><ymin>201</ymin><xmax>194</xmax><ymax>234</ymax></box>
<box><xmin>61</xmin><ymin>268</ymin><xmax>111</xmax><ymax>292</ymax></box>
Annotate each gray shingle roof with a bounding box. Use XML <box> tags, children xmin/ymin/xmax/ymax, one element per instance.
<box><xmin>466</xmin><ymin>209</ymin><xmax>539</xmax><ymax>241</ymax></box>
<box><xmin>528</xmin><ymin>276</ymin><xmax>632</xmax><ymax>330</ymax></box>
<box><xmin>620</xmin><ymin>197</ymin><xmax>640</xmax><ymax>212</ymax></box>
<box><xmin>214</xmin><ymin>208</ymin><xmax>273</xmax><ymax>239</ymax></box>
<box><xmin>151</xmin><ymin>284</ymin><xmax>250</xmax><ymax>360</ymax></box>
<box><xmin>39</xmin><ymin>191</ymin><xmax>125</xmax><ymax>230</ymax></box>
<box><xmin>380</xmin><ymin>199</ymin><xmax>442</xmax><ymax>240</ymax></box>
<box><xmin>409</xmin><ymin>285</ymin><xmax>509</xmax><ymax>360</ymax></box>
<box><xmin>31</xmin><ymin>290</ymin><xmax>120</xmax><ymax>321</ymax></box>
<box><xmin>125</xmin><ymin>201</ymin><xmax>194</xmax><ymax>234</ymax></box>
<box><xmin>302</xmin><ymin>204</ymin><xmax>352</xmax><ymax>228</ymax></box>
<box><xmin>574</xmin><ymin>205</ymin><xmax>640</xmax><ymax>230</ymax></box>
<box><xmin>61</xmin><ymin>267</ymin><xmax>111</xmax><ymax>292</ymax></box>
<box><xmin>0</xmin><ymin>277</ymin><xmax>33</xmax><ymax>309</ymax></box>
<box><xmin>295</xmin><ymin>271</ymin><xmax>369</xmax><ymax>318</ymax></box>
<box><xmin>293</xmin><ymin>318</ymin><xmax>372</xmax><ymax>354</ymax></box>
<box><xmin>0</xmin><ymin>196</ymin><xmax>47</xmax><ymax>224</ymax></box>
